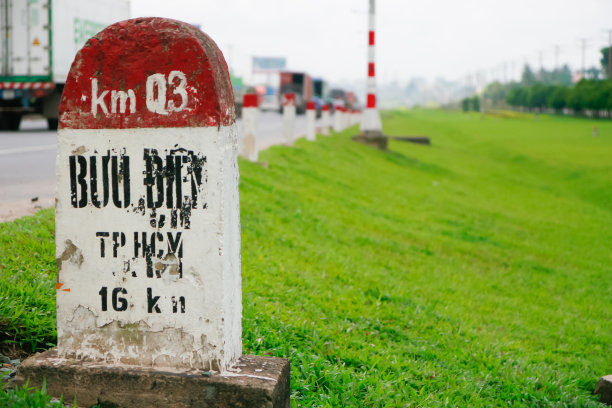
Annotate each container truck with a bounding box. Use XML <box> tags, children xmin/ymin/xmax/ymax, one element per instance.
<box><xmin>0</xmin><ymin>0</ymin><xmax>130</xmax><ymax>130</ymax></box>
<box><xmin>279</xmin><ymin>71</ymin><xmax>312</xmax><ymax>114</ymax></box>
<box><xmin>312</xmin><ymin>78</ymin><xmax>328</xmax><ymax>116</ymax></box>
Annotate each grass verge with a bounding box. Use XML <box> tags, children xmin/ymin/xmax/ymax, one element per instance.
<box><xmin>1</xmin><ymin>109</ymin><xmax>611</xmax><ymax>406</ymax></box>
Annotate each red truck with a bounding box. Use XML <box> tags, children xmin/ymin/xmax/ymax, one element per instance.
<box><xmin>279</xmin><ymin>71</ymin><xmax>313</xmax><ymax>114</ymax></box>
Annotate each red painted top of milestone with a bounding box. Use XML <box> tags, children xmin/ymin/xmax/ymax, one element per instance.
<box><xmin>59</xmin><ymin>18</ymin><xmax>235</xmax><ymax>129</ymax></box>
<box><xmin>243</xmin><ymin>94</ymin><xmax>258</xmax><ymax>108</ymax></box>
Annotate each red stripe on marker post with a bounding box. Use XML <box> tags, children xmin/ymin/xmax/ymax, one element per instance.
<box><xmin>368</xmin><ymin>63</ymin><xmax>375</xmax><ymax>77</ymax></box>
<box><xmin>322</xmin><ymin>104</ymin><xmax>330</xmax><ymax>112</ymax></box>
<box><xmin>243</xmin><ymin>93</ymin><xmax>258</xmax><ymax>108</ymax></box>
<box><xmin>283</xmin><ymin>93</ymin><xmax>296</xmax><ymax>106</ymax></box>
<box><xmin>367</xmin><ymin>94</ymin><xmax>376</xmax><ymax>108</ymax></box>
<box><xmin>59</xmin><ymin>18</ymin><xmax>235</xmax><ymax>129</ymax></box>
<box><xmin>369</xmin><ymin>31</ymin><xmax>375</xmax><ymax>46</ymax></box>
<box><xmin>306</xmin><ymin>101</ymin><xmax>315</xmax><ymax>110</ymax></box>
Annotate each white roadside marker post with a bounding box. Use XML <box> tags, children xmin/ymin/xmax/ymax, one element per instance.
<box><xmin>282</xmin><ymin>92</ymin><xmax>296</xmax><ymax>145</ymax></box>
<box><xmin>241</xmin><ymin>93</ymin><xmax>259</xmax><ymax>162</ymax></box>
<box><xmin>321</xmin><ymin>104</ymin><xmax>331</xmax><ymax>135</ymax></box>
<box><xmin>16</xmin><ymin>17</ymin><xmax>290</xmax><ymax>408</ymax></box>
<box><xmin>333</xmin><ymin>106</ymin><xmax>343</xmax><ymax>132</ymax></box>
<box><xmin>306</xmin><ymin>101</ymin><xmax>316</xmax><ymax>141</ymax></box>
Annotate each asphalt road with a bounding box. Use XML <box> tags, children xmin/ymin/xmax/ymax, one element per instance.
<box><xmin>0</xmin><ymin>112</ymin><xmax>316</xmax><ymax>204</ymax></box>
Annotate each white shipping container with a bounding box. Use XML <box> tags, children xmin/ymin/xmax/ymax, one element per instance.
<box><xmin>51</xmin><ymin>0</ymin><xmax>130</xmax><ymax>83</ymax></box>
<box><xmin>0</xmin><ymin>0</ymin><xmax>130</xmax><ymax>81</ymax></box>
<box><xmin>0</xmin><ymin>0</ymin><xmax>50</xmax><ymax>77</ymax></box>
<box><xmin>0</xmin><ymin>0</ymin><xmax>129</xmax><ymax>130</ymax></box>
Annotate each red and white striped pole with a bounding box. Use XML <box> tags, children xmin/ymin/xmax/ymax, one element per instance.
<box><xmin>360</xmin><ymin>0</ymin><xmax>382</xmax><ymax>134</ymax></box>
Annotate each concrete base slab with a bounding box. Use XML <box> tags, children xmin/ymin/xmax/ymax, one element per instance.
<box><xmin>390</xmin><ymin>136</ymin><xmax>431</xmax><ymax>145</ymax></box>
<box><xmin>352</xmin><ymin>131</ymin><xmax>388</xmax><ymax>151</ymax></box>
<box><xmin>16</xmin><ymin>348</ymin><xmax>290</xmax><ymax>408</ymax></box>
<box><xmin>595</xmin><ymin>375</ymin><xmax>612</xmax><ymax>405</ymax></box>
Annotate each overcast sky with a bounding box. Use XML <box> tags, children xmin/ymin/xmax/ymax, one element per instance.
<box><xmin>131</xmin><ymin>0</ymin><xmax>612</xmax><ymax>87</ymax></box>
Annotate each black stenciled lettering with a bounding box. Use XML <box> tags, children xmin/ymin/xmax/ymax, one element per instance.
<box><xmin>170</xmin><ymin>209</ymin><xmax>178</xmax><ymax>229</ymax></box>
<box><xmin>111</xmin><ymin>156</ymin><xmax>122</xmax><ymax>207</ymax></box>
<box><xmin>69</xmin><ymin>155</ymin><xmax>88</xmax><ymax>208</ymax></box>
<box><xmin>147</xmin><ymin>288</ymin><xmax>161</xmax><ymax>313</ymax></box>
<box><xmin>144</xmin><ymin>149</ymin><xmax>164</xmax><ymax>209</ymax></box>
<box><xmin>112</xmin><ymin>287</ymin><xmax>128</xmax><ymax>311</ymax></box>
<box><xmin>174</xmin><ymin>155</ymin><xmax>182</xmax><ymax>208</ymax></box>
<box><xmin>187</xmin><ymin>151</ymin><xmax>206</xmax><ymax>209</ymax></box>
<box><xmin>90</xmin><ymin>156</ymin><xmax>101</xmax><ymax>208</ymax></box>
<box><xmin>99</xmin><ymin>286</ymin><xmax>128</xmax><ymax>312</ymax></box>
<box><xmin>69</xmin><ymin>156</ymin><xmax>78</xmax><ymax>207</ymax></box>
<box><xmin>134</xmin><ymin>232</ymin><xmax>164</xmax><ymax>278</ymax></box>
<box><xmin>71</xmin><ymin>152</ymin><xmax>128</xmax><ymax>209</ymax></box>
<box><xmin>149</xmin><ymin>208</ymin><xmax>157</xmax><ymax>228</ymax></box>
<box><xmin>134</xmin><ymin>232</ymin><xmax>152</xmax><ymax>278</ymax></box>
<box><xmin>165</xmin><ymin>154</ymin><xmax>175</xmax><ymax>208</ymax></box>
<box><xmin>96</xmin><ymin>232</ymin><xmax>110</xmax><ymax>257</ymax></box>
<box><xmin>172</xmin><ymin>296</ymin><xmax>185</xmax><ymax>313</ymax></box>
<box><xmin>167</xmin><ymin>232</ymin><xmax>183</xmax><ymax>258</ymax></box>
<box><xmin>112</xmin><ymin>232</ymin><xmax>126</xmax><ymax>258</ymax></box>
<box><xmin>102</xmin><ymin>153</ymin><xmax>111</xmax><ymax>207</ymax></box>
<box><xmin>179</xmin><ymin>198</ymin><xmax>191</xmax><ymax>230</ymax></box>
<box><xmin>99</xmin><ymin>286</ymin><xmax>108</xmax><ymax>311</ymax></box>
<box><xmin>119</xmin><ymin>154</ymin><xmax>130</xmax><ymax>208</ymax></box>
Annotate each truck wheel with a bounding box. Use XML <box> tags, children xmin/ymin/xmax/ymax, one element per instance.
<box><xmin>47</xmin><ymin>118</ymin><xmax>59</xmax><ymax>130</ymax></box>
<box><xmin>5</xmin><ymin>113</ymin><xmax>21</xmax><ymax>130</ymax></box>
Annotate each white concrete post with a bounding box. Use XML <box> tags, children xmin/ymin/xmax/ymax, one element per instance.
<box><xmin>333</xmin><ymin>107</ymin><xmax>343</xmax><ymax>132</ymax></box>
<box><xmin>241</xmin><ymin>93</ymin><xmax>259</xmax><ymax>162</ymax></box>
<box><xmin>305</xmin><ymin>101</ymin><xmax>316</xmax><ymax>141</ymax></box>
<box><xmin>282</xmin><ymin>93</ymin><xmax>296</xmax><ymax>145</ymax></box>
<box><xmin>54</xmin><ymin>18</ymin><xmax>241</xmax><ymax>372</ymax></box>
<box><xmin>360</xmin><ymin>0</ymin><xmax>383</xmax><ymax>133</ymax></box>
<box><xmin>321</xmin><ymin>104</ymin><xmax>330</xmax><ymax>135</ymax></box>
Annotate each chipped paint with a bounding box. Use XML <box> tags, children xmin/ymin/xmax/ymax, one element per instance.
<box><xmin>55</xmin><ymin>18</ymin><xmax>242</xmax><ymax>372</ymax></box>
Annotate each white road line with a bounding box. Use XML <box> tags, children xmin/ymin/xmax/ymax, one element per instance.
<box><xmin>0</xmin><ymin>144</ymin><xmax>56</xmax><ymax>156</ymax></box>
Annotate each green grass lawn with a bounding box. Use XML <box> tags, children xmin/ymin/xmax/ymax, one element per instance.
<box><xmin>2</xmin><ymin>109</ymin><xmax>612</xmax><ymax>406</ymax></box>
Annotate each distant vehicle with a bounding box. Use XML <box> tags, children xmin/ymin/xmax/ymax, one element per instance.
<box><xmin>329</xmin><ymin>89</ymin><xmax>346</xmax><ymax>112</ymax></box>
<box><xmin>312</xmin><ymin>78</ymin><xmax>329</xmax><ymax>116</ymax></box>
<box><xmin>0</xmin><ymin>0</ymin><xmax>130</xmax><ymax>130</ymax></box>
<box><xmin>345</xmin><ymin>91</ymin><xmax>358</xmax><ymax>109</ymax></box>
<box><xmin>279</xmin><ymin>71</ymin><xmax>313</xmax><ymax>114</ymax></box>
<box><xmin>260</xmin><ymin>94</ymin><xmax>280</xmax><ymax>112</ymax></box>
<box><xmin>257</xmin><ymin>86</ymin><xmax>279</xmax><ymax>112</ymax></box>
<box><xmin>332</xmin><ymin>97</ymin><xmax>345</xmax><ymax>111</ymax></box>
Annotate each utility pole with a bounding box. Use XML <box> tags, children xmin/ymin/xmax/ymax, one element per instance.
<box><xmin>355</xmin><ymin>0</ymin><xmax>390</xmax><ymax>149</ymax></box>
<box><xmin>360</xmin><ymin>0</ymin><xmax>382</xmax><ymax>136</ymax></box>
